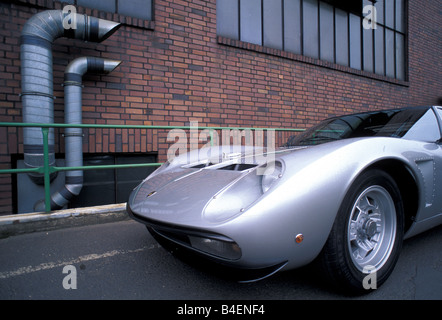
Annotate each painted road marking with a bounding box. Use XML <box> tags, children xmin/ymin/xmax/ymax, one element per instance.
<box><xmin>0</xmin><ymin>244</ymin><xmax>160</xmax><ymax>279</ymax></box>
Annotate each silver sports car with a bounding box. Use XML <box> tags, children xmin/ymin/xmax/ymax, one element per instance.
<box><xmin>127</xmin><ymin>106</ymin><xmax>442</xmax><ymax>293</ymax></box>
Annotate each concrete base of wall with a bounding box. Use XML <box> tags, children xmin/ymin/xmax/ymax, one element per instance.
<box><xmin>0</xmin><ymin>203</ymin><xmax>129</xmax><ymax>239</ymax></box>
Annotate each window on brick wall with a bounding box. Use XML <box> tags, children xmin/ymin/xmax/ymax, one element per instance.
<box><xmin>217</xmin><ymin>0</ymin><xmax>407</xmax><ymax>81</ymax></box>
<box><xmin>68</xmin><ymin>0</ymin><xmax>153</xmax><ymax>20</ymax></box>
<box><xmin>69</xmin><ymin>154</ymin><xmax>157</xmax><ymax>208</ymax></box>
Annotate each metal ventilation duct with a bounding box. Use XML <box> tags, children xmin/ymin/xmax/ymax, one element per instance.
<box><xmin>20</xmin><ymin>10</ymin><xmax>120</xmax><ymax>184</ymax></box>
<box><xmin>33</xmin><ymin>57</ymin><xmax>121</xmax><ymax>211</ymax></box>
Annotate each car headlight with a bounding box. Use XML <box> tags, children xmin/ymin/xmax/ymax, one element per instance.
<box><xmin>203</xmin><ymin>161</ymin><xmax>284</xmax><ymax>223</ymax></box>
<box><xmin>203</xmin><ymin>172</ymin><xmax>262</xmax><ymax>223</ymax></box>
<box><xmin>261</xmin><ymin>161</ymin><xmax>283</xmax><ymax>193</ymax></box>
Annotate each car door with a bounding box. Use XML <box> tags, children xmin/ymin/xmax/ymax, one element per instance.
<box><xmin>406</xmin><ymin>107</ymin><xmax>442</xmax><ymax>220</ymax></box>
<box><xmin>434</xmin><ymin>107</ymin><xmax>442</xmax><ymax>214</ymax></box>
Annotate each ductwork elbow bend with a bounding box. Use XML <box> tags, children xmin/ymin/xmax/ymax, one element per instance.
<box><xmin>65</xmin><ymin>57</ymin><xmax>122</xmax><ymax>80</ymax></box>
<box><xmin>33</xmin><ymin>183</ymin><xmax>83</xmax><ymax>212</ymax></box>
<box><xmin>21</xmin><ymin>10</ymin><xmax>121</xmax><ymax>44</ymax></box>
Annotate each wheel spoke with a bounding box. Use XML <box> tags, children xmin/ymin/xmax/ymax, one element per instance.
<box><xmin>369</xmin><ymin>212</ymin><xmax>382</xmax><ymax>221</ymax></box>
<box><xmin>353</xmin><ymin>206</ymin><xmax>363</xmax><ymax>220</ymax></box>
<box><xmin>354</xmin><ymin>239</ymin><xmax>374</xmax><ymax>260</ymax></box>
<box><xmin>349</xmin><ymin>230</ymin><xmax>357</xmax><ymax>242</ymax></box>
<box><xmin>358</xmin><ymin>196</ymin><xmax>370</xmax><ymax>211</ymax></box>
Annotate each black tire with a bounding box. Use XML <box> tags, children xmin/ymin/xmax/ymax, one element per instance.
<box><xmin>319</xmin><ymin>169</ymin><xmax>404</xmax><ymax>294</ymax></box>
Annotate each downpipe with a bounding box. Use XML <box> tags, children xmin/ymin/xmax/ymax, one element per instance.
<box><xmin>20</xmin><ymin>10</ymin><xmax>120</xmax><ymax>184</ymax></box>
<box><xmin>34</xmin><ymin>57</ymin><xmax>122</xmax><ymax>212</ymax></box>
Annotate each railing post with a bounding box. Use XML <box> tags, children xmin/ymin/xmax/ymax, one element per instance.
<box><xmin>210</xmin><ymin>129</ymin><xmax>214</xmax><ymax>147</ymax></box>
<box><xmin>41</xmin><ymin>127</ymin><xmax>51</xmax><ymax>213</ymax></box>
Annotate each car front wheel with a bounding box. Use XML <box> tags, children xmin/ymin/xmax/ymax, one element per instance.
<box><xmin>319</xmin><ymin>169</ymin><xmax>404</xmax><ymax>294</ymax></box>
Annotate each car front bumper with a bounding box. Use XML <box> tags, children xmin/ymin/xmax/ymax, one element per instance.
<box><xmin>127</xmin><ymin>203</ymin><xmax>288</xmax><ymax>282</ymax></box>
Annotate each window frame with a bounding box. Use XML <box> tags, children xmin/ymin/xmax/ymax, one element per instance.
<box><xmin>68</xmin><ymin>153</ymin><xmax>158</xmax><ymax>209</ymax></box>
<box><xmin>364</xmin><ymin>0</ymin><xmax>407</xmax><ymax>80</ymax></box>
<box><xmin>216</xmin><ymin>0</ymin><xmax>408</xmax><ymax>83</ymax></box>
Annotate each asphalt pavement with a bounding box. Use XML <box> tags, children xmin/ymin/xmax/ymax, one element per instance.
<box><xmin>0</xmin><ymin>209</ymin><xmax>441</xmax><ymax>301</ymax></box>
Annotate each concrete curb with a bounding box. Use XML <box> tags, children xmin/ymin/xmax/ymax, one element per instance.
<box><xmin>0</xmin><ymin>203</ymin><xmax>129</xmax><ymax>238</ymax></box>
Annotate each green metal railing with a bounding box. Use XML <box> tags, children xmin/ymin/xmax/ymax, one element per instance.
<box><xmin>0</xmin><ymin>122</ymin><xmax>304</xmax><ymax>213</ymax></box>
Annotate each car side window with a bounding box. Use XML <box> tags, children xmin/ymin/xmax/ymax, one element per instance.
<box><xmin>438</xmin><ymin>107</ymin><xmax>442</xmax><ymax>142</ymax></box>
<box><xmin>402</xmin><ymin>109</ymin><xmax>441</xmax><ymax>142</ymax></box>
<box><xmin>437</xmin><ymin>107</ymin><xmax>442</xmax><ymax>121</ymax></box>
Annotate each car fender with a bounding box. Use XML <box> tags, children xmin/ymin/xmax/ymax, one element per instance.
<box><xmin>212</xmin><ymin>138</ymin><xmax>434</xmax><ymax>270</ymax></box>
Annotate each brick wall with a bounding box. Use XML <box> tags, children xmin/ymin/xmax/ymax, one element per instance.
<box><xmin>0</xmin><ymin>0</ymin><xmax>441</xmax><ymax>214</ymax></box>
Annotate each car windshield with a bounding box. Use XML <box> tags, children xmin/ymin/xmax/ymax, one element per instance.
<box><xmin>285</xmin><ymin>107</ymin><xmax>440</xmax><ymax>147</ymax></box>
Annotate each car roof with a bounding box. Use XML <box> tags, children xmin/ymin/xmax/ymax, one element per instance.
<box><xmin>329</xmin><ymin>105</ymin><xmax>432</xmax><ymax>120</ymax></box>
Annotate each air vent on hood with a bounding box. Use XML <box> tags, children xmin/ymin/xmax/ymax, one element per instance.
<box><xmin>217</xmin><ymin>164</ymin><xmax>257</xmax><ymax>171</ymax></box>
<box><xmin>189</xmin><ymin>162</ymin><xmax>257</xmax><ymax>171</ymax></box>
<box><xmin>190</xmin><ymin>162</ymin><xmax>215</xmax><ymax>169</ymax></box>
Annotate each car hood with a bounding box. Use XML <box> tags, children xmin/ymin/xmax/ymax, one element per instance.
<box><xmin>128</xmin><ymin>144</ymin><xmax>305</xmax><ymax>225</ymax></box>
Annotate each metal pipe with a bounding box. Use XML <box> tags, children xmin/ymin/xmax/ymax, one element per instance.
<box><xmin>20</xmin><ymin>10</ymin><xmax>120</xmax><ymax>185</ymax></box>
<box><xmin>34</xmin><ymin>57</ymin><xmax>121</xmax><ymax>212</ymax></box>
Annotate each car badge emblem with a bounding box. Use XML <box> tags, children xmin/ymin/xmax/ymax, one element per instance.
<box><xmin>147</xmin><ymin>191</ymin><xmax>157</xmax><ymax>198</ymax></box>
